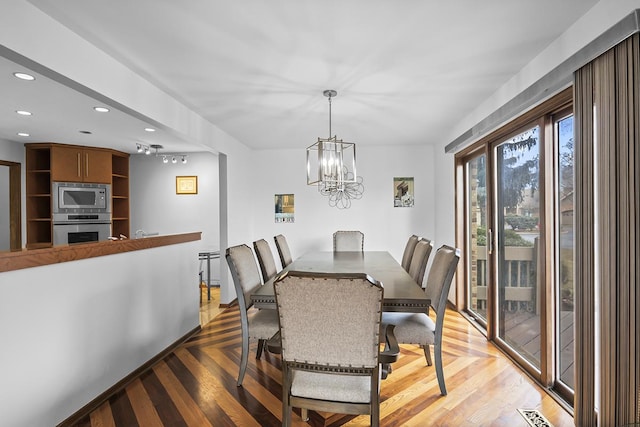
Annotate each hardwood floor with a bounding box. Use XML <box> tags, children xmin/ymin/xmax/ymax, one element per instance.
<box><xmin>200</xmin><ymin>285</ymin><xmax>224</xmax><ymax>326</ymax></box>
<box><xmin>67</xmin><ymin>299</ymin><xmax>574</xmax><ymax>426</ymax></box>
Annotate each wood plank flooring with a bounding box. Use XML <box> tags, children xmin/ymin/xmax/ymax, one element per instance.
<box><xmin>66</xmin><ymin>300</ymin><xmax>574</xmax><ymax>426</ymax></box>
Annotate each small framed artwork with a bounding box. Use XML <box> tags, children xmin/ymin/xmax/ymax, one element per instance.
<box><xmin>176</xmin><ymin>176</ymin><xmax>198</xmax><ymax>195</ymax></box>
<box><xmin>394</xmin><ymin>177</ymin><xmax>414</xmax><ymax>207</ymax></box>
<box><xmin>275</xmin><ymin>194</ymin><xmax>294</xmax><ymax>223</ymax></box>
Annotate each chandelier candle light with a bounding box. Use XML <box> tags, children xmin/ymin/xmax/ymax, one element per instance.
<box><xmin>306</xmin><ymin>90</ymin><xmax>364</xmax><ymax>209</ymax></box>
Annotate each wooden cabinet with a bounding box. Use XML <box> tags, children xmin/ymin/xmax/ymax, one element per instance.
<box><xmin>51</xmin><ymin>145</ymin><xmax>112</xmax><ymax>183</ymax></box>
<box><xmin>111</xmin><ymin>152</ymin><xmax>130</xmax><ymax>238</ymax></box>
<box><xmin>25</xmin><ymin>143</ymin><xmax>130</xmax><ymax>247</ymax></box>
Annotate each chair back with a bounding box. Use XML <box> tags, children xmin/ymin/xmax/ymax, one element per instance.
<box><xmin>401</xmin><ymin>235</ymin><xmax>420</xmax><ymax>271</ymax></box>
<box><xmin>253</xmin><ymin>239</ymin><xmax>278</xmax><ymax>283</ymax></box>
<box><xmin>407</xmin><ymin>238</ymin><xmax>433</xmax><ymax>286</ymax></box>
<box><xmin>274</xmin><ymin>271</ymin><xmax>383</xmax><ymax>368</ymax></box>
<box><xmin>274</xmin><ymin>234</ymin><xmax>293</xmax><ymax>267</ymax></box>
<box><xmin>225</xmin><ymin>244</ymin><xmax>262</xmax><ymax>311</ymax></box>
<box><xmin>425</xmin><ymin>245</ymin><xmax>460</xmax><ymax>318</ymax></box>
<box><xmin>333</xmin><ymin>230</ymin><xmax>364</xmax><ymax>252</ymax></box>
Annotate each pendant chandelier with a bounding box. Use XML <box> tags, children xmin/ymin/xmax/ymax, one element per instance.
<box><xmin>306</xmin><ymin>90</ymin><xmax>364</xmax><ymax>209</ymax></box>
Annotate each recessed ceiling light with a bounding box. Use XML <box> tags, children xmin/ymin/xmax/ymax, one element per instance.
<box><xmin>144</xmin><ymin>127</ymin><xmax>156</xmax><ymax>132</ymax></box>
<box><xmin>93</xmin><ymin>106</ymin><xmax>110</xmax><ymax>113</ymax></box>
<box><xmin>16</xmin><ymin>110</ymin><xmax>32</xmax><ymax>116</ymax></box>
<box><xmin>79</xmin><ymin>130</ymin><xmax>92</xmax><ymax>134</ymax></box>
<box><xmin>17</xmin><ymin>132</ymin><xmax>30</xmax><ymax>137</ymax></box>
<box><xmin>13</xmin><ymin>72</ymin><xmax>35</xmax><ymax>81</ymax></box>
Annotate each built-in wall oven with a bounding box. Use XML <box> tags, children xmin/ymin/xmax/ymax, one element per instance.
<box><xmin>52</xmin><ymin>182</ymin><xmax>112</xmax><ymax>245</ymax></box>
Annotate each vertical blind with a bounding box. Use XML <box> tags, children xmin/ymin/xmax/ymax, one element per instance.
<box><xmin>574</xmin><ymin>33</ymin><xmax>639</xmax><ymax>426</ymax></box>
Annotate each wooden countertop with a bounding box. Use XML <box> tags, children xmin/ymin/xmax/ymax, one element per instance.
<box><xmin>0</xmin><ymin>232</ymin><xmax>202</xmax><ymax>273</ymax></box>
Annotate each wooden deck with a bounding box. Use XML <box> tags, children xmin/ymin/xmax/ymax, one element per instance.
<box><xmin>503</xmin><ymin>310</ymin><xmax>575</xmax><ymax>389</ymax></box>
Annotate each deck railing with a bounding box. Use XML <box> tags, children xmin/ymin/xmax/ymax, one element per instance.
<box><xmin>472</xmin><ymin>244</ymin><xmax>538</xmax><ymax>313</ymax></box>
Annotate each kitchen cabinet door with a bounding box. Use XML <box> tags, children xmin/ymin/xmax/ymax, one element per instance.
<box><xmin>51</xmin><ymin>146</ymin><xmax>112</xmax><ymax>183</ymax></box>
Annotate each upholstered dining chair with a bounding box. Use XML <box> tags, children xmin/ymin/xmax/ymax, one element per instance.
<box><xmin>274</xmin><ymin>234</ymin><xmax>293</xmax><ymax>268</ymax></box>
<box><xmin>225</xmin><ymin>244</ymin><xmax>280</xmax><ymax>386</ymax></box>
<box><xmin>407</xmin><ymin>238</ymin><xmax>434</xmax><ymax>287</ymax></box>
<box><xmin>401</xmin><ymin>234</ymin><xmax>420</xmax><ymax>271</ymax></box>
<box><xmin>253</xmin><ymin>239</ymin><xmax>278</xmax><ymax>283</ymax></box>
<box><xmin>381</xmin><ymin>244</ymin><xmax>460</xmax><ymax>396</ymax></box>
<box><xmin>274</xmin><ymin>271</ymin><xmax>399</xmax><ymax>427</ymax></box>
<box><xmin>333</xmin><ymin>230</ymin><xmax>364</xmax><ymax>252</ymax></box>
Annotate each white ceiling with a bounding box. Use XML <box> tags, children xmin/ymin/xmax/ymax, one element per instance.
<box><xmin>1</xmin><ymin>0</ymin><xmax>598</xmax><ymax>154</ymax></box>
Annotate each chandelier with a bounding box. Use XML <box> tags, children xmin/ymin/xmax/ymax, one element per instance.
<box><xmin>306</xmin><ymin>90</ymin><xmax>364</xmax><ymax>209</ymax></box>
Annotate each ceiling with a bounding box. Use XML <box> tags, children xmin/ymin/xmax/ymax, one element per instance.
<box><xmin>1</xmin><ymin>0</ymin><xmax>598</xmax><ymax>155</ymax></box>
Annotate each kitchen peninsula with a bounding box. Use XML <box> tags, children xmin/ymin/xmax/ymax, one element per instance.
<box><xmin>0</xmin><ymin>232</ymin><xmax>202</xmax><ymax>426</ymax></box>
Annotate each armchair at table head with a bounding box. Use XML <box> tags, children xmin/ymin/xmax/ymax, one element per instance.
<box><xmin>381</xmin><ymin>244</ymin><xmax>460</xmax><ymax>396</ymax></box>
<box><xmin>225</xmin><ymin>244</ymin><xmax>279</xmax><ymax>386</ymax></box>
<box><xmin>274</xmin><ymin>234</ymin><xmax>293</xmax><ymax>268</ymax></box>
<box><xmin>274</xmin><ymin>271</ymin><xmax>399</xmax><ymax>427</ymax></box>
<box><xmin>333</xmin><ymin>230</ymin><xmax>364</xmax><ymax>252</ymax></box>
<box><xmin>253</xmin><ymin>238</ymin><xmax>278</xmax><ymax>283</ymax></box>
<box><xmin>407</xmin><ymin>238</ymin><xmax>434</xmax><ymax>288</ymax></box>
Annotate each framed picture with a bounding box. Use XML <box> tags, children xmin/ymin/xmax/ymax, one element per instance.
<box><xmin>394</xmin><ymin>177</ymin><xmax>414</xmax><ymax>207</ymax></box>
<box><xmin>275</xmin><ymin>194</ymin><xmax>294</xmax><ymax>223</ymax></box>
<box><xmin>176</xmin><ymin>176</ymin><xmax>198</xmax><ymax>195</ymax></box>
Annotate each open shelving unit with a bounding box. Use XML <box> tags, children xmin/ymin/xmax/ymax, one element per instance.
<box><xmin>111</xmin><ymin>152</ymin><xmax>130</xmax><ymax>238</ymax></box>
<box><xmin>25</xmin><ymin>145</ymin><xmax>52</xmax><ymax>248</ymax></box>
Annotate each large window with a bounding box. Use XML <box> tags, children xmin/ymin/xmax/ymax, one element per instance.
<box><xmin>457</xmin><ymin>89</ymin><xmax>574</xmax><ymax>403</ymax></box>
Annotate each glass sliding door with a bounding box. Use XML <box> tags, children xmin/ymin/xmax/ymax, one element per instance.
<box><xmin>457</xmin><ymin>90</ymin><xmax>574</xmax><ymax>404</ymax></box>
<box><xmin>555</xmin><ymin>113</ymin><xmax>575</xmax><ymax>395</ymax></box>
<box><xmin>465</xmin><ymin>153</ymin><xmax>489</xmax><ymax>324</ymax></box>
<box><xmin>494</xmin><ymin>125</ymin><xmax>542</xmax><ymax>370</ymax></box>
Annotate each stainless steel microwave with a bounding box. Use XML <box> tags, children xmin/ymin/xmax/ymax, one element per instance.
<box><xmin>53</xmin><ymin>182</ymin><xmax>111</xmax><ymax>212</ymax></box>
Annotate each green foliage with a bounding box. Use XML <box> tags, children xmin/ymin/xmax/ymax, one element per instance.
<box><xmin>474</xmin><ymin>227</ymin><xmax>533</xmax><ymax>247</ymax></box>
<box><xmin>504</xmin><ymin>215</ymin><xmax>538</xmax><ymax>230</ymax></box>
<box><xmin>499</xmin><ymin>134</ymin><xmax>539</xmax><ymax>208</ymax></box>
<box><xmin>503</xmin><ymin>229</ymin><xmax>533</xmax><ymax>247</ymax></box>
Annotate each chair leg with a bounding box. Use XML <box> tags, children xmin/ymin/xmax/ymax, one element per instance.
<box><xmin>283</xmin><ymin>397</ymin><xmax>292</xmax><ymax>427</ymax></box>
<box><xmin>434</xmin><ymin>343</ymin><xmax>447</xmax><ymax>395</ymax></box>
<box><xmin>424</xmin><ymin>344</ymin><xmax>433</xmax><ymax>366</ymax></box>
<box><xmin>237</xmin><ymin>332</ymin><xmax>249</xmax><ymax>386</ymax></box>
<box><xmin>256</xmin><ymin>339</ymin><xmax>266</xmax><ymax>359</ymax></box>
<box><xmin>300</xmin><ymin>408</ymin><xmax>308</xmax><ymax>421</ymax></box>
<box><xmin>371</xmin><ymin>388</ymin><xmax>380</xmax><ymax>427</ymax></box>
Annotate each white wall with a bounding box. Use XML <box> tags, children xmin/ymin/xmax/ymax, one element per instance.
<box><xmin>0</xmin><ymin>240</ymin><xmax>200</xmax><ymax>426</ymax></box>
<box><xmin>130</xmin><ymin>151</ymin><xmax>221</xmax><ymax>286</ymax></box>
<box><xmin>249</xmin><ymin>144</ymin><xmax>436</xmax><ymax>272</ymax></box>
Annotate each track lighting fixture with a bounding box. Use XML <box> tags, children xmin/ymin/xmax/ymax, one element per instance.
<box><xmin>140</xmin><ymin>144</ymin><xmax>188</xmax><ymax>165</ymax></box>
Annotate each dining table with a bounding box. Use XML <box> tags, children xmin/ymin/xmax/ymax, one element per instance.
<box><xmin>251</xmin><ymin>250</ymin><xmax>430</xmax><ymax>313</ymax></box>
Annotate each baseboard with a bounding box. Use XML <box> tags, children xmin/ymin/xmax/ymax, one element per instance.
<box><xmin>57</xmin><ymin>325</ymin><xmax>201</xmax><ymax>427</ymax></box>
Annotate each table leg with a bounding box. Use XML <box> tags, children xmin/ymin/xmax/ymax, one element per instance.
<box><xmin>207</xmin><ymin>255</ymin><xmax>211</xmax><ymax>301</ymax></box>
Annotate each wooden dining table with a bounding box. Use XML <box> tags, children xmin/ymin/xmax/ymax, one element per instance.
<box><xmin>251</xmin><ymin>251</ymin><xmax>430</xmax><ymax>313</ymax></box>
